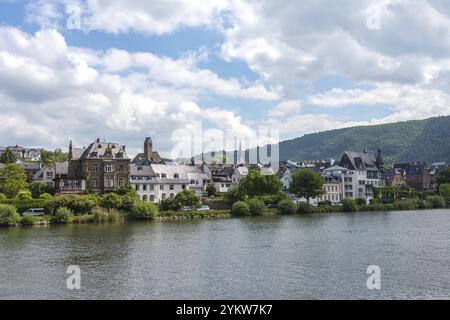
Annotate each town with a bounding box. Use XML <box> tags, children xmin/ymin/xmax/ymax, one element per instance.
<box><xmin>1</xmin><ymin>137</ymin><xmax>450</xmax><ymax>226</ymax></box>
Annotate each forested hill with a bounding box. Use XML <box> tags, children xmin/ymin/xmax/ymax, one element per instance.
<box><xmin>277</xmin><ymin>116</ymin><xmax>450</xmax><ymax>164</ymax></box>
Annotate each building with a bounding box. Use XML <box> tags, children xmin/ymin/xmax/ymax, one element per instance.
<box><xmin>338</xmin><ymin>149</ymin><xmax>384</xmax><ymax>202</ymax></box>
<box><xmin>0</xmin><ymin>146</ymin><xmax>41</xmax><ymax>161</ymax></box>
<box><xmin>33</xmin><ymin>161</ymin><xmax>68</xmax><ymax>187</ymax></box>
<box><xmin>209</xmin><ymin>164</ymin><xmax>235</xmax><ymax>193</ymax></box>
<box><xmin>131</xmin><ymin>137</ymin><xmax>163</xmax><ymax>165</ymax></box>
<box><xmin>56</xmin><ymin>139</ymin><xmax>130</xmax><ymax>194</ymax></box>
<box><xmin>384</xmin><ymin>168</ymin><xmax>407</xmax><ymax>188</ymax></box>
<box><xmin>231</xmin><ymin>166</ymin><xmax>249</xmax><ymax>187</ymax></box>
<box><xmin>20</xmin><ymin>162</ymin><xmax>42</xmax><ymax>183</ymax></box>
<box><xmin>393</xmin><ymin>162</ymin><xmax>431</xmax><ymax>191</ymax></box>
<box><xmin>317</xmin><ymin>175</ymin><xmax>342</xmax><ymax>205</ymax></box>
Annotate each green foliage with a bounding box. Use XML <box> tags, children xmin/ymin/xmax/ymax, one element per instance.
<box><xmin>224</xmin><ymin>188</ymin><xmax>244</xmax><ymax>205</ymax></box>
<box><xmin>0</xmin><ymin>204</ymin><xmax>20</xmax><ymax>225</ymax></box>
<box><xmin>439</xmin><ymin>184</ymin><xmax>450</xmax><ymax>207</ymax></box>
<box><xmin>289</xmin><ymin>169</ymin><xmax>324</xmax><ymax>203</ymax></box>
<box><xmin>21</xmin><ymin>215</ymin><xmax>39</xmax><ymax>225</ymax></box>
<box><xmin>160</xmin><ymin>198</ymin><xmax>182</xmax><ymax>211</ymax></box>
<box><xmin>51</xmin><ymin>207</ymin><xmax>74</xmax><ymax>224</ymax></box>
<box><xmin>259</xmin><ymin>192</ymin><xmax>288</xmax><ymax>205</ymax></box>
<box><xmin>395</xmin><ymin>198</ymin><xmax>420</xmax><ymax>210</ymax></box>
<box><xmin>40</xmin><ymin>148</ymin><xmax>68</xmax><ymax>165</ymax></box>
<box><xmin>245</xmin><ymin>198</ymin><xmax>266</xmax><ymax>215</ymax></box>
<box><xmin>425</xmin><ymin>196</ymin><xmax>445</xmax><ymax>209</ymax></box>
<box><xmin>318</xmin><ymin>200</ymin><xmax>332</xmax><ymax>207</ymax></box>
<box><xmin>437</xmin><ymin>168</ymin><xmax>450</xmax><ymax>186</ymax></box>
<box><xmin>101</xmin><ymin>193</ymin><xmax>123</xmax><ymax>209</ymax></box>
<box><xmin>0</xmin><ymin>163</ymin><xmax>28</xmax><ymax>198</ymax></box>
<box><xmin>296</xmin><ymin>202</ymin><xmax>313</xmax><ymax>214</ymax></box>
<box><xmin>45</xmin><ymin>195</ymin><xmax>96</xmax><ymax>215</ymax></box>
<box><xmin>238</xmin><ymin>170</ymin><xmax>282</xmax><ymax>197</ymax></box>
<box><xmin>39</xmin><ymin>193</ymin><xmax>53</xmax><ymax>200</ymax></box>
<box><xmin>231</xmin><ymin>201</ymin><xmax>250</xmax><ymax>216</ymax></box>
<box><xmin>28</xmin><ymin>181</ymin><xmax>55</xmax><ymax>198</ymax></box>
<box><xmin>0</xmin><ymin>193</ymin><xmax>6</xmax><ymax>200</ymax></box>
<box><xmin>175</xmin><ymin>189</ymin><xmax>200</xmax><ymax>207</ymax></box>
<box><xmin>17</xmin><ymin>190</ymin><xmax>32</xmax><ymax>201</ymax></box>
<box><xmin>341</xmin><ymin>198</ymin><xmax>358</xmax><ymax>212</ymax></box>
<box><xmin>92</xmin><ymin>207</ymin><xmax>123</xmax><ymax>223</ymax></box>
<box><xmin>355</xmin><ymin>198</ymin><xmax>367</xmax><ymax>206</ymax></box>
<box><xmin>277</xmin><ymin>199</ymin><xmax>296</xmax><ymax>215</ymax></box>
<box><xmin>0</xmin><ymin>198</ymin><xmax>47</xmax><ymax>213</ymax></box>
<box><xmin>278</xmin><ymin>116</ymin><xmax>450</xmax><ymax>163</ymax></box>
<box><xmin>206</xmin><ymin>184</ymin><xmax>217</xmax><ymax>197</ymax></box>
<box><xmin>0</xmin><ymin>148</ymin><xmax>17</xmax><ymax>164</ymax></box>
<box><xmin>130</xmin><ymin>201</ymin><xmax>159</xmax><ymax>220</ymax></box>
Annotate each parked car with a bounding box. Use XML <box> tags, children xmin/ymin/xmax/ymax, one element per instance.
<box><xmin>266</xmin><ymin>204</ymin><xmax>277</xmax><ymax>209</ymax></box>
<box><xmin>22</xmin><ymin>208</ymin><xmax>45</xmax><ymax>217</ymax></box>
<box><xmin>197</xmin><ymin>205</ymin><xmax>210</xmax><ymax>211</ymax></box>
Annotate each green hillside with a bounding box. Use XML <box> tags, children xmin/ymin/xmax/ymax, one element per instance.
<box><xmin>278</xmin><ymin>116</ymin><xmax>450</xmax><ymax>164</ymax></box>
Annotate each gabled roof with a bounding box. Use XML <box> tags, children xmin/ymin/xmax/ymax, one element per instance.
<box><xmin>340</xmin><ymin>151</ymin><xmax>381</xmax><ymax>171</ymax></box>
<box><xmin>78</xmin><ymin>141</ymin><xmax>129</xmax><ymax>160</ymax></box>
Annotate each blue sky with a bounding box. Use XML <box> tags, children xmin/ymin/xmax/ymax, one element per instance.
<box><xmin>0</xmin><ymin>0</ymin><xmax>449</xmax><ymax>157</ymax></box>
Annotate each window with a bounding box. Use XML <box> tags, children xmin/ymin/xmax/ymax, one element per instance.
<box><xmin>161</xmin><ymin>193</ymin><xmax>166</xmax><ymax>200</ymax></box>
<box><xmin>119</xmin><ymin>165</ymin><xmax>124</xmax><ymax>172</ymax></box>
<box><xmin>161</xmin><ymin>173</ymin><xmax>167</xmax><ymax>178</ymax></box>
<box><xmin>92</xmin><ymin>178</ymin><xmax>98</xmax><ymax>188</ymax></box>
<box><xmin>135</xmin><ymin>185</ymin><xmax>140</xmax><ymax>191</ymax></box>
<box><xmin>170</xmin><ymin>185</ymin><xmax>174</xmax><ymax>190</ymax></box>
<box><xmin>105</xmin><ymin>163</ymin><xmax>113</xmax><ymax>172</ymax></box>
<box><xmin>160</xmin><ymin>185</ymin><xmax>164</xmax><ymax>190</ymax></box>
<box><xmin>143</xmin><ymin>184</ymin><xmax>147</xmax><ymax>191</ymax></box>
<box><xmin>104</xmin><ymin>178</ymin><xmax>114</xmax><ymax>188</ymax></box>
<box><xmin>143</xmin><ymin>195</ymin><xmax>147</xmax><ymax>201</ymax></box>
<box><xmin>150</xmin><ymin>195</ymin><xmax>155</xmax><ymax>202</ymax></box>
<box><xmin>118</xmin><ymin>178</ymin><xmax>124</xmax><ymax>188</ymax></box>
<box><xmin>182</xmin><ymin>185</ymin><xmax>186</xmax><ymax>189</ymax></box>
<box><xmin>170</xmin><ymin>193</ymin><xmax>174</xmax><ymax>199</ymax></box>
<box><xmin>46</xmin><ymin>171</ymin><xmax>54</xmax><ymax>180</ymax></box>
<box><xmin>174</xmin><ymin>174</ymin><xmax>179</xmax><ymax>179</ymax></box>
<box><xmin>93</xmin><ymin>164</ymin><xmax>99</xmax><ymax>173</ymax></box>
<box><xmin>149</xmin><ymin>185</ymin><xmax>154</xmax><ymax>191</ymax></box>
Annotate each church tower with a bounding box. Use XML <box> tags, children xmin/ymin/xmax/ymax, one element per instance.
<box><xmin>144</xmin><ymin>137</ymin><xmax>153</xmax><ymax>161</ymax></box>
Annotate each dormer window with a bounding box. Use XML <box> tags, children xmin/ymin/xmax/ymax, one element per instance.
<box><xmin>98</xmin><ymin>144</ymin><xmax>102</xmax><ymax>148</ymax></box>
<box><xmin>161</xmin><ymin>173</ymin><xmax>167</xmax><ymax>178</ymax></box>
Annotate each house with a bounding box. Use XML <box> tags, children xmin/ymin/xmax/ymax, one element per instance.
<box><xmin>56</xmin><ymin>139</ymin><xmax>130</xmax><ymax>194</ymax></box>
<box><xmin>0</xmin><ymin>145</ymin><xmax>41</xmax><ymax>161</ymax></box>
<box><xmin>384</xmin><ymin>168</ymin><xmax>407</xmax><ymax>188</ymax></box>
<box><xmin>209</xmin><ymin>165</ymin><xmax>235</xmax><ymax>193</ymax></box>
<box><xmin>337</xmin><ymin>148</ymin><xmax>384</xmax><ymax>202</ymax></box>
<box><xmin>131</xmin><ymin>137</ymin><xmax>163</xmax><ymax>165</ymax></box>
<box><xmin>393</xmin><ymin>162</ymin><xmax>431</xmax><ymax>191</ymax></box>
<box><xmin>317</xmin><ymin>175</ymin><xmax>342</xmax><ymax>205</ymax></box>
<box><xmin>231</xmin><ymin>166</ymin><xmax>249</xmax><ymax>187</ymax></box>
<box><xmin>33</xmin><ymin>161</ymin><xmax>68</xmax><ymax>187</ymax></box>
<box><xmin>20</xmin><ymin>162</ymin><xmax>42</xmax><ymax>183</ymax></box>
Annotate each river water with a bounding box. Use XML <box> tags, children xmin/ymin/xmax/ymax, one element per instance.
<box><xmin>0</xmin><ymin>210</ymin><xmax>449</xmax><ymax>300</ymax></box>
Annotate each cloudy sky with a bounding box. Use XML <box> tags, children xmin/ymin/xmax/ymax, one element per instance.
<box><xmin>1</xmin><ymin>0</ymin><xmax>450</xmax><ymax>157</ymax></box>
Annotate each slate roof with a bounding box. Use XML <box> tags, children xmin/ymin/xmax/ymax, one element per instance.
<box><xmin>131</xmin><ymin>152</ymin><xmax>163</xmax><ymax>165</ymax></box>
<box><xmin>78</xmin><ymin>140</ymin><xmax>129</xmax><ymax>160</ymax></box>
<box><xmin>340</xmin><ymin>151</ymin><xmax>381</xmax><ymax>171</ymax></box>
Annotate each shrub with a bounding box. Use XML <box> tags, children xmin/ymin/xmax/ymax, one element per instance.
<box><xmin>355</xmin><ymin>198</ymin><xmax>367</xmax><ymax>206</ymax></box>
<box><xmin>0</xmin><ymin>198</ymin><xmax>47</xmax><ymax>213</ymax></box>
<box><xmin>395</xmin><ymin>198</ymin><xmax>420</xmax><ymax>210</ymax></box>
<box><xmin>277</xmin><ymin>199</ymin><xmax>296</xmax><ymax>215</ymax></box>
<box><xmin>130</xmin><ymin>201</ymin><xmax>158</xmax><ymax>220</ymax></box>
<box><xmin>160</xmin><ymin>198</ymin><xmax>181</xmax><ymax>211</ymax></box>
<box><xmin>50</xmin><ymin>207</ymin><xmax>74</xmax><ymax>224</ymax></box>
<box><xmin>206</xmin><ymin>184</ymin><xmax>217</xmax><ymax>197</ymax></box>
<box><xmin>246</xmin><ymin>198</ymin><xmax>266</xmax><ymax>215</ymax></box>
<box><xmin>231</xmin><ymin>201</ymin><xmax>250</xmax><ymax>216</ymax></box>
<box><xmin>101</xmin><ymin>193</ymin><xmax>123</xmax><ymax>209</ymax></box>
<box><xmin>39</xmin><ymin>193</ymin><xmax>53</xmax><ymax>200</ymax></box>
<box><xmin>0</xmin><ymin>204</ymin><xmax>20</xmax><ymax>225</ymax></box>
<box><xmin>45</xmin><ymin>195</ymin><xmax>96</xmax><ymax>215</ymax></box>
<box><xmin>425</xmin><ymin>195</ymin><xmax>445</xmax><ymax>209</ymax></box>
<box><xmin>92</xmin><ymin>207</ymin><xmax>123</xmax><ymax>223</ymax></box>
<box><xmin>28</xmin><ymin>181</ymin><xmax>54</xmax><ymax>198</ymax></box>
<box><xmin>175</xmin><ymin>189</ymin><xmax>200</xmax><ymax>207</ymax></box>
<box><xmin>296</xmin><ymin>202</ymin><xmax>313</xmax><ymax>214</ymax></box>
<box><xmin>21</xmin><ymin>215</ymin><xmax>39</xmax><ymax>225</ymax></box>
<box><xmin>224</xmin><ymin>188</ymin><xmax>244</xmax><ymax>205</ymax></box>
<box><xmin>17</xmin><ymin>190</ymin><xmax>33</xmax><ymax>201</ymax></box>
<box><xmin>419</xmin><ymin>200</ymin><xmax>433</xmax><ymax>210</ymax></box>
<box><xmin>318</xmin><ymin>200</ymin><xmax>332</xmax><ymax>207</ymax></box>
<box><xmin>341</xmin><ymin>198</ymin><xmax>357</xmax><ymax>212</ymax></box>
<box><xmin>0</xmin><ymin>193</ymin><xmax>6</xmax><ymax>200</ymax></box>
<box><xmin>439</xmin><ymin>184</ymin><xmax>450</xmax><ymax>208</ymax></box>
<box><xmin>370</xmin><ymin>202</ymin><xmax>387</xmax><ymax>211</ymax></box>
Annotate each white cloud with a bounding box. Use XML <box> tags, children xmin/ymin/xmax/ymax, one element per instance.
<box><xmin>268</xmin><ymin>100</ymin><xmax>302</xmax><ymax>118</ymax></box>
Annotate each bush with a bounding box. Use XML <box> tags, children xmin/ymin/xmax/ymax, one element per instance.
<box><xmin>425</xmin><ymin>195</ymin><xmax>445</xmax><ymax>209</ymax></box>
<box><xmin>45</xmin><ymin>195</ymin><xmax>96</xmax><ymax>215</ymax></box>
<box><xmin>206</xmin><ymin>184</ymin><xmax>217</xmax><ymax>197</ymax></box>
<box><xmin>341</xmin><ymin>198</ymin><xmax>357</xmax><ymax>212</ymax></box>
<box><xmin>160</xmin><ymin>198</ymin><xmax>181</xmax><ymax>211</ymax></box>
<box><xmin>419</xmin><ymin>200</ymin><xmax>433</xmax><ymax>210</ymax></box>
<box><xmin>101</xmin><ymin>193</ymin><xmax>123</xmax><ymax>209</ymax></box>
<box><xmin>0</xmin><ymin>193</ymin><xmax>6</xmax><ymax>200</ymax></box>
<box><xmin>318</xmin><ymin>200</ymin><xmax>332</xmax><ymax>207</ymax></box>
<box><xmin>224</xmin><ymin>188</ymin><xmax>244</xmax><ymax>205</ymax></box>
<box><xmin>370</xmin><ymin>202</ymin><xmax>387</xmax><ymax>211</ymax></box>
<box><xmin>395</xmin><ymin>198</ymin><xmax>420</xmax><ymax>210</ymax></box>
<box><xmin>175</xmin><ymin>189</ymin><xmax>200</xmax><ymax>207</ymax></box>
<box><xmin>21</xmin><ymin>215</ymin><xmax>39</xmax><ymax>225</ymax></box>
<box><xmin>39</xmin><ymin>193</ymin><xmax>53</xmax><ymax>200</ymax></box>
<box><xmin>355</xmin><ymin>198</ymin><xmax>367</xmax><ymax>206</ymax></box>
<box><xmin>17</xmin><ymin>190</ymin><xmax>33</xmax><ymax>201</ymax></box>
<box><xmin>51</xmin><ymin>207</ymin><xmax>74</xmax><ymax>224</ymax></box>
<box><xmin>0</xmin><ymin>204</ymin><xmax>20</xmax><ymax>225</ymax></box>
<box><xmin>277</xmin><ymin>199</ymin><xmax>297</xmax><ymax>215</ymax></box>
<box><xmin>130</xmin><ymin>201</ymin><xmax>158</xmax><ymax>220</ymax></box>
<box><xmin>296</xmin><ymin>202</ymin><xmax>313</xmax><ymax>214</ymax></box>
<box><xmin>231</xmin><ymin>201</ymin><xmax>250</xmax><ymax>216</ymax></box>
<box><xmin>246</xmin><ymin>198</ymin><xmax>266</xmax><ymax>215</ymax></box>
<box><xmin>92</xmin><ymin>207</ymin><xmax>123</xmax><ymax>223</ymax></box>
<box><xmin>439</xmin><ymin>184</ymin><xmax>450</xmax><ymax>207</ymax></box>
<box><xmin>28</xmin><ymin>181</ymin><xmax>54</xmax><ymax>198</ymax></box>
<box><xmin>0</xmin><ymin>198</ymin><xmax>47</xmax><ymax>213</ymax></box>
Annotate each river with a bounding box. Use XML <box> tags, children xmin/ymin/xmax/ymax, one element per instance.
<box><xmin>0</xmin><ymin>210</ymin><xmax>449</xmax><ymax>299</ymax></box>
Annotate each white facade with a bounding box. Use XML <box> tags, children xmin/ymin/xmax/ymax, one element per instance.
<box><xmin>231</xmin><ymin>166</ymin><xmax>249</xmax><ymax>187</ymax></box>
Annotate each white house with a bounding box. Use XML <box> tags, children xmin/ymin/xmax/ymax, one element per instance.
<box><xmin>231</xmin><ymin>166</ymin><xmax>249</xmax><ymax>187</ymax></box>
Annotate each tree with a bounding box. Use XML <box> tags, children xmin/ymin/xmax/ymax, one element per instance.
<box><xmin>439</xmin><ymin>183</ymin><xmax>450</xmax><ymax>207</ymax></box>
<box><xmin>175</xmin><ymin>189</ymin><xmax>200</xmax><ymax>207</ymax></box>
<box><xmin>224</xmin><ymin>188</ymin><xmax>244</xmax><ymax>205</ymax></box>
<box><xmin>341</xmin><ymin>198</ymin><xmax>357</xmax><ymax>212</ymax></box>
<box><xmin>437</xmin><ymin>168</ymin><xmax>450</xmax><ymax>186</ymax></box>
<box><xmin>245</xmin><ymin>198</ymin><xmax>266</xmax><ymax>215</ymax></box>
<box><xmin>40</xmin><ymin>148</ymin><xmax>68</xmax><ymax>165</ymax></box>
<box><xmin>0</xmin><ymin>148</ymin><xmax>17</xmax><ymax>164</ymax></box>
<box><xmin>0</xmin><ymin>163</ymin><xmax>28</xmax><ymax>198</ymax></box>
<box><xmin>289</xmin><ymin>169</ymin><xmax>324</xmax><ymax>203</ymax></box>
<box><xmin>238</xmin><ymin>170</ymin><xmax>282</xmax><ymax>197</ymax></box>
<box><xmin>131</xmin><ymin>201</ymin><xmax>158</xmax><ymax>220</ymax></box>
<box><xmin>231</xmin><ymin>201</ymin><xmax>250</xmax><ymax>216</ymax></box>
<box><xmin>277</xmin><ymin>199</ymin><xmax>296</xmax><ymax>215</ymax></box>
<box><xmin>206</xmin><ymin>184</ymin><xmax>217</xmax><ymax>197</ymax></box>
<box><xmin>28</xmin><ymin>181</ymin><xmax>54</xmax><ymax>198</ymax></box>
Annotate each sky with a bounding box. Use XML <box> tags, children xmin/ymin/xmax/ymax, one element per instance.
<box><xmin>1</xmin><ymin>0</ymin><xmax>450</xmax><ymax>158</ymax></box>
